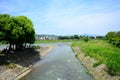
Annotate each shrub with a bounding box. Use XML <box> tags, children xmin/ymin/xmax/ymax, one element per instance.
<box><xmin>83</xmin><ymin>36</ymin><xmax>89</xmax><ymax>42</ymax></box>
<box><xmin>31</xmin><ymin>45</ymin><xmax>41</xmax><ymax>49</ymax></box>
<box><xmin>7</xmin><ymin>63</ymin><xmax>16</xmax><ymax>69</ymax></box>
<box><xmin>75</xmin><ymin>54</ymin><xmax>78</xmax><ymax>57</ymax></box>
<box><xmin>105</xmin><ymin>31</ymin><xmax>120</xmax><ymax>48</ymax></box>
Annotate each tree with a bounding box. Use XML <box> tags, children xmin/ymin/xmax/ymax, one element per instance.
<box><xmin>0</xmin><ymin>14</ymin><xmax>35</xmax><ymax>50</ymax></box>
<box><xmin>74</xmin><ymin>35</ymin><xmax>79</xmax><ymax>39</ymax></box>
<box><xmin>83</xmin><ymin>36</ymin><xmax>89</xmax><ymax>42</ymax></box>
<box><xmin>0</xmin><ymin>14</ymin><xmax>15</xmax><ymax>50</ymax></box>
<box><xmin>105</xmin><ymin>31</ymin><xmax>115</xmax><ymax>40</ymax></box>
<box><xmin>96</xmin><ymin>36</ymin><xmax>104</xmax><ymax>40</ymax></box>
<box><xmin>115</xmin><ymin>31</ymin><xmax>120</xmax><ymax>37</ymax></box>
<box><xmin>58</xmin><ymin>36</ymin><xmax>69</xmax><ymax>40</ymax></box>
<box><xmin>105</xmin><ymin>31</ymin><xmax>120</xmax><ymax>48</ymax></box>
<box><xmin>0</xmin><ymin>14</ymin><xmax>11</xmax><ymax>42</ymax></box>
<box><xmin>16</xmin><ymin>16</ymin><xmax>35</xmax><ymax>48</ymax></box>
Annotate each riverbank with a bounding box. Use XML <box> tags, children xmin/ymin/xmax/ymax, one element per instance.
<box><xmin>72</xmin><ymin>46</ymin><xmax>120</xmax><ymax>80</ymax></box>
<box><xmin>0</xmin><ymin>46</ymin><xmax>54</xmax><ymax>80</ymax></box>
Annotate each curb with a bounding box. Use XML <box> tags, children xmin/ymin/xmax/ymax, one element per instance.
<box><xmin>13</xmin><ymin>65</ymin><xmax>32</xmax><ymax>80</ymax></box>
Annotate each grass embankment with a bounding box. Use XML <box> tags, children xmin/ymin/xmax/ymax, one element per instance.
<box><xmin>35</xmin><ymin>39</ymin><xmax>74</xmax><ymax>43</ymax></box>
<box><xmin>0</xmin><ymin>40</ymin><xmax>74</xmax><ymax>45</ymax></box>
<box><xmin>72</xmin><ymin>40</ymin><xmax>120</xmax><ymax>75</ymax></box>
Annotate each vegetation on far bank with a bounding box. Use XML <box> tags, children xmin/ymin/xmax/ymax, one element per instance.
<box><xmin>105</xmin><ymin>31</ymin><xmax>120</xmax><ymax>48</ymax></box>
<box><xmin>71</xmin><ymin>40</ymin><xmax>120</xmax><ymax>75</ymax></box>
<box><xmin>35</xmin><ymin>39</ymin><xmax>75</xmax><ymax>44</ymax></box>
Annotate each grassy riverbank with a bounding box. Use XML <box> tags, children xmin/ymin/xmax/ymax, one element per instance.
<box><xmin>71</xmin><ymin>40</ymin><xmax>120</xmax><ymax>75</ymax></box>
<box><xmin>35</xmin><ymin>40</ymin><xmax>74</xmax><ymax>44</ymax></box>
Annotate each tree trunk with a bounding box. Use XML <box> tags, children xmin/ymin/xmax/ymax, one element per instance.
<box><xmin>15</xmin><ymin>44</ymin><xmax>18</xmax><ymax>50</ymax></box>
<box><xmin>25</xmin><ymin>43</ymin><xmax>26</xmax><ymax>48</ymax></box>
<box><xmin>9</xmin><ymin>43</ymin><xmax>12</xmax><ymax>50</ymax></box>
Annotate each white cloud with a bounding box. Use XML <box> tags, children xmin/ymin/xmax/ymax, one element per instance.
<box><xmin>42</xmin><ymin>9</ymin><xmax>120</xmax><ymax>35</ymax></box>
<box><xmin>0</xmin><ymin>0</ymin><xmax>120</xmax><ymax>35</ymax></box>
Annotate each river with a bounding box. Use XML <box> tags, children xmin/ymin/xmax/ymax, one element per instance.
<box><xmin>21</xmin><ymin>42</ymin><xmax>94</xmax><ymax>80</ymax></box>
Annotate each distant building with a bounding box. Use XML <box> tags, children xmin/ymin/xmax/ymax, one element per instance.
<box><xmin>36</xmin><ymin>34</ymin><xmax>58</xmax><ymax>40</ymax></box>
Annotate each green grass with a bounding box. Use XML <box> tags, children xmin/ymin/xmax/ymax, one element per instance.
<box><xmin>35</xmin><ymin>39</ymin><xmax>75</xmax><ymax>44</ymax></box>
<box><xmin>0</xmin><ymin>42</ymin><xmax>2</xmax><ymax>45</ymax></box>
<box><xmin>7</xmin><ymin>63</ymin><xmax>16</xmax><ymax>69</ymax></box>
<box><xmin>0</xmin><ymin>42</ymin><xmax>5</xmax><ymax>45</ymax></box>
<box><xmin>72</xmin><ymin>40</ymin><xmax>120</xmax><ymax>75</ymax></box>
<box><xmin>86</xmin><ymin>70</ymin><xmax>90</xmax><ymax>74</ymax></box>
<box><xmin>93</xmin><ymin>61</ymin><xmax>102</xmax><ymax>67</ymax></box>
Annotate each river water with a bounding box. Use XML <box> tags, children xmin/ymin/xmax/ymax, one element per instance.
<box><xmin>21</xmin><ymin>42</ymin><xmax>94</xmax><ymax>80</ymax></box>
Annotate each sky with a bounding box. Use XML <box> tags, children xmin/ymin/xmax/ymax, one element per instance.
<box><xmin>0</xmin><ymin>0</ymin><xmax>120</xmax><ymax>36</ymax></box>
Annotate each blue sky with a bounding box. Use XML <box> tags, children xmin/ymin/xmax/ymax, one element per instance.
<box><xmin>0</xmin><ymin>0</ymin><xmax>120</xmax><ymax>35</ymax></box>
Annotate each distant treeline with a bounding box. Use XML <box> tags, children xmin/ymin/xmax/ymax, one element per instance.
<box><xmin>58</xmin><ymin>35</ymin><xmax>104</xmax><ymax>40</ymax></box>
<box><xmin>58</xmin><ymin>35</ymin><xmax>80</xmax><ymax>40</ymax></box>
<box><xmin>105</xmin><ymin>31</ymin><xmax>120</xmax><ymax>48</ymax></box>
<box><xmin>58</xmin><ymin>32</ymin><xmax>120</xmax><ymax>48</ymax></box>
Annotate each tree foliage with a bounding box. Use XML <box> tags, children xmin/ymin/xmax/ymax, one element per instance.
<box><xmin>0</xmin><ymin>14</ymin><xmax>35</xmax><ymax>50</ymax></box>
<box><xmin>105</xmin><ymin>31</ymin><xmax>120</xmax><ymax>48</ymax></box>
<box><xmin>105</xmin><ymin>31</ymin><xmax>116</xmax><ymax>40</ymax></box>
<box><xmin>58</xmin><ymin>35</ymin><xmax>80</xmax><ymax>40</ymax></box>
<box><xmin>73</xmin><ymin>35</ymin><xmax>79</xmax><ymax>39</ymax></box>
<box><xmin>83</xmin><ymin>36</ymin><xmax>89</xmax><ymax>42</ymax></box>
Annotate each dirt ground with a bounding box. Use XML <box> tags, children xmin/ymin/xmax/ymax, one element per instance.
<box><xmin>0</xmin><ymin>46</ymin><xmax>54</xmax><ymax>80</ymax></box>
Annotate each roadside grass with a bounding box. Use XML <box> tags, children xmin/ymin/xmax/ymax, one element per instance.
<box><xmin>71</xmin><ymin>40</ymin><xmax>120</xmax><ymax>75</ymax></box>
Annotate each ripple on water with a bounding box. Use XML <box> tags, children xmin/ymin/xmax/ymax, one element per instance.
<box><xmin>57</xmin><ymin>77</ymin><xmax>62</xmax><ymax>80</ymax></box>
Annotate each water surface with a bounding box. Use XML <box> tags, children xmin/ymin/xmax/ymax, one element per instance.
<box><xmin>21</xmin><ymin>43</ymin><xmax>94</xmax><ymax>80</ymax></box>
